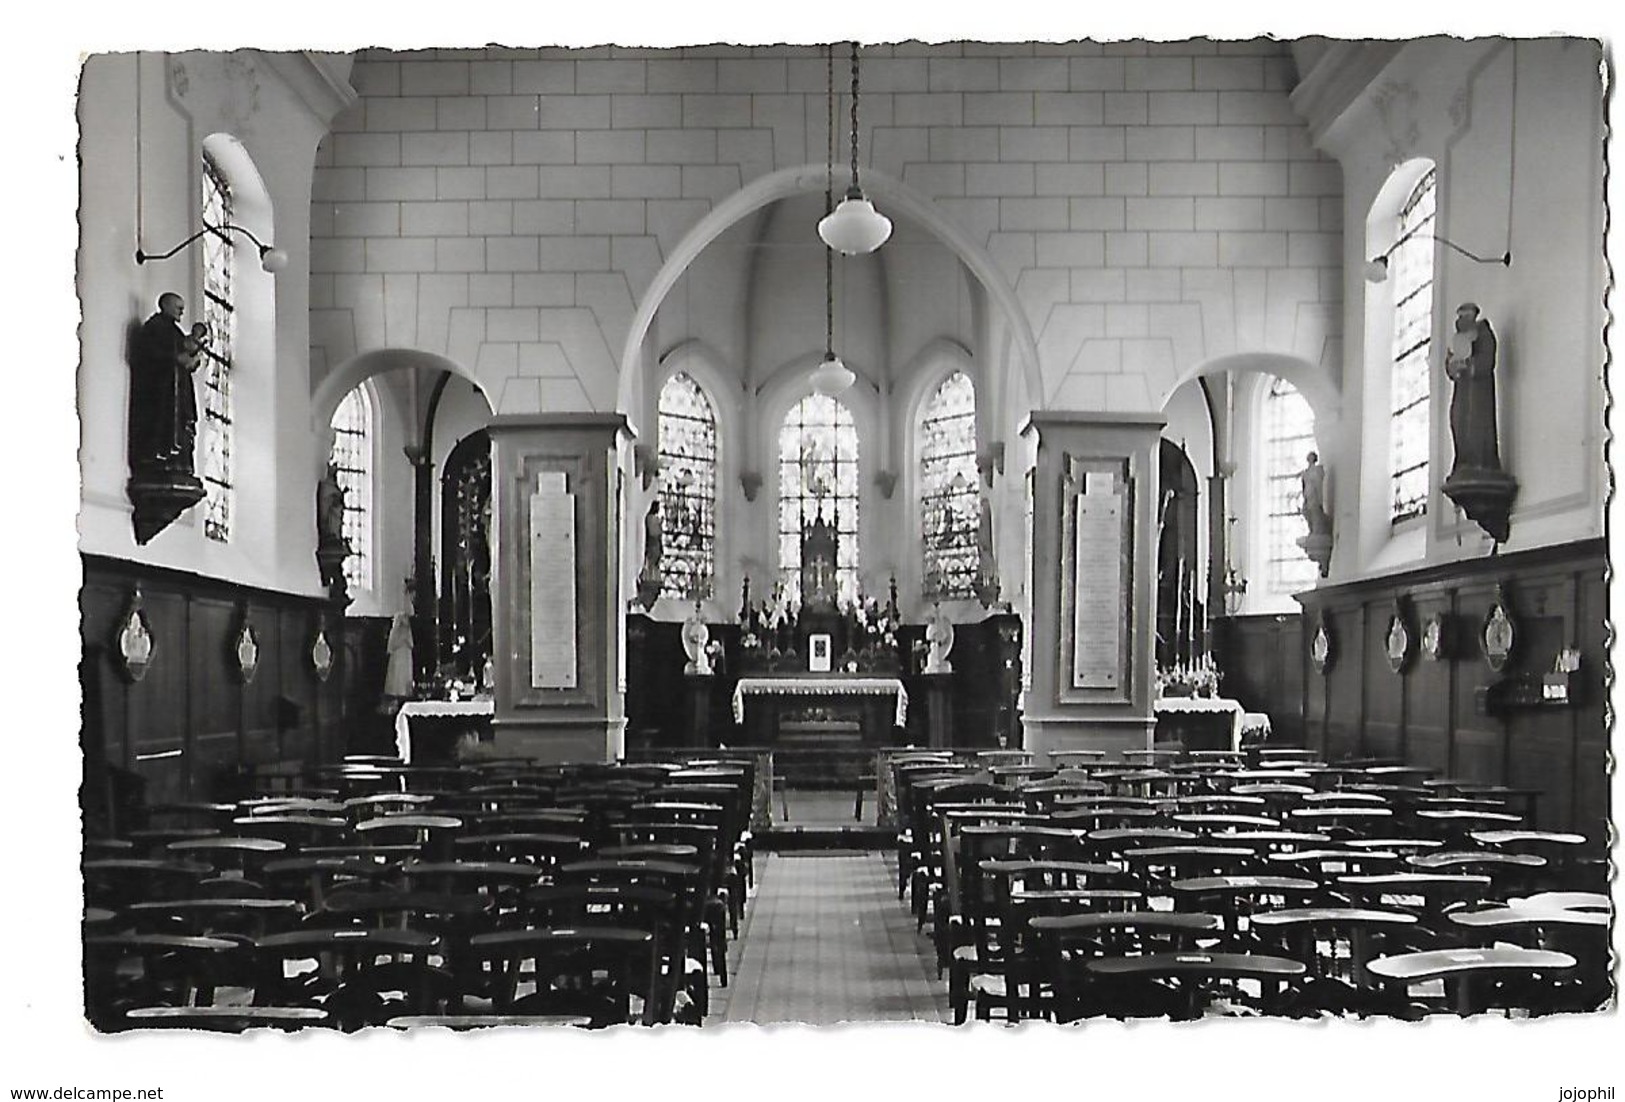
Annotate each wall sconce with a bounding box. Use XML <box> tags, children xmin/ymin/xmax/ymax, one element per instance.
<box><xmin>136</xmin><ymin>223</ymin><xmax>289</xmax><ymax>274</ymax></box>
<box><xmin>1364</xmin><ymin>235</ymin><xmax>1510</xmax><ymax>283</ymax></box>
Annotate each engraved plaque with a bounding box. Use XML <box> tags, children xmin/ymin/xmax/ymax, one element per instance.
<box><xmin>1072</xmin><ymin>477</ymin><xmax>1124</xmax><ymax>690</ymax></box>
<box><xmin>529</xmin><ymin>471</ymin><xmax>578</xmax><ymax>689</ymax></box>
<box><xmin>1022</xmin><ymin>468</ymin><xmax>1035</xmax><ymax>693</ymax></box>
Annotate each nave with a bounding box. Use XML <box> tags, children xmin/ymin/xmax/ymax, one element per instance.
<box><xmin>81</xmin><ymin>740</ymin><xmax>1606</xmax><ymax>1031</ymax></box>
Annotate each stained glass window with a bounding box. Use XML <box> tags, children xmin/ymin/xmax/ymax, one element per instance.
<box><xmin>919</xmin><ymin>371</ymin><xmax>980</xmax><ymax>599</ymax></box>
<box><xmin>778</xmin><ymin>394</ymin><xmax>859</xmax><ymax>604</ymax></box>
<box><xmin>199</xmin><ymin>152</ymin><xmax>235</xmax><ymax>542</ymax></box>
<box><xmin>1389</xmin><ymin>168</ymin><xmax>1436</xmax><ymax>524</ymax></box>
<box><xmin>656</xmin><ymin>372</ymin><xmax>718</xmax><ymax>600</ymax></box>
<box><xmin>1263</xmin><ymin>377</ymin><xmax>1319</xmax><ymax>595</ymax></box>
<box><xmin>329</xmin><ymin>386</ymin><xmax>374</xmax><ymax>594</ymax></box>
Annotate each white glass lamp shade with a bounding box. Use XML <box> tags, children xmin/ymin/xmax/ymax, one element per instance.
<box><xmin>818</xmin><ymin>190</ymin><xmax>893</xmax><ymax>255</ymax></box>
<box><xmin>1363</xmin><ymin>257</ymin><xmax>1390</xmax><ymax>284</ymax></box>
<box><xmin>809</xmin><ymin>353</ymin><xmax>856</xmax><ymax>396</ymax></box>
<box><xmin>260</xmin><ymin>246</ymin><xmax>290</xmax><ymax>274</ymax></box>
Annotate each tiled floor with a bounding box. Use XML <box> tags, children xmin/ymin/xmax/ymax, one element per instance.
<box><xmin>713</xmin><ymin>851</ymin><xmax>949</xmax><ymax>1025</ymax></box>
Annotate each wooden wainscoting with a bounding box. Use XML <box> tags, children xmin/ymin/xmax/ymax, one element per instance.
<box><xmin>1216</xmin><ymin>539</ymin><xmax>1605</xmax><ymax>841</ymax></box>
<box><xmin>81</xmin><ymin>554</ymin><xmax>360</xmax><ymax>827</ymax></box>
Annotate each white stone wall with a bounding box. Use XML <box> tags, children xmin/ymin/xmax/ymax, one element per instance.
<box><xmin>79</xmin><ymin>51</ymin><xmax>352</xmax><ymax>595</ymax></box>
<box><xmin>1311</xmin><ymin>37</ymin><xmax>1605</xmax><ymax>574</ymax></box>
<box><xmin>308</xmin><ymin>41</ymin><xmax>1344</xmax><ymax>418</ymax></box>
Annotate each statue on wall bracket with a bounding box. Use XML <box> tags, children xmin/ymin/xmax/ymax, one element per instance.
<box><xmin>315</xmin><ymin>461</ymin><xmax>353</xmax><ymax>607</ymax></box>
<box><xmin>1295</xmin><ymin>451</ymin><xmax>1333</xmax><ymax>578</ymax></box>
<box><xmin>1440</xmin><ymin>303</ymin><xmax>1518</xmax><ymax>546</ymax></box>
<box><xmin>126</xmin><ymin>293</ymin><xmax>210</xmax><ymax>544</ymax></box>
<box><xmin>636</xmin><ymin>499</ymin><xmax>664</xmax><ymax>610</ymax></box>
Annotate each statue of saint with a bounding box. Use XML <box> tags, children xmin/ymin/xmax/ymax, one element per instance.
<box><xmin>924</xmin><ymin>605</ymin><xmax>955</xmax><ymax>675</ymax></box>
<box><xmin>129</xmin><ymin>293</ymin><xmax>210</xmax><ymax>475</ymax></box>
<box><xmin>1445</xmin><ymin>303</ymin><xmax>1503</xmax><ymax>475</ymax></box>
<box><xmin>316</xmin><ymin>462</ymin><xmax>350</xmax><ymax>553</ymax></box>
<box><xmin>682</xmin><ymin>603</ymin><xmax>712</xmax><ymax>675</ymax></box>
<box><xmin>640</xmin><ymin>500</ymin><xmax>664</xmax><ymax>580</ymax></box>
<box><xmin>1299</xmin><ymin>452</ymin><xmax>1330</xmax><ymax>536</ymax></box>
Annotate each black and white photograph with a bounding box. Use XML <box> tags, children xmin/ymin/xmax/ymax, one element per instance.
<box><xmin>7</xmin><ymin>5</ymin><xmax>1621</xmax><ymax>1101</ymax></box>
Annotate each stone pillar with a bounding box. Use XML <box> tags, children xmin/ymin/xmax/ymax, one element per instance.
<box><xmin>488</xmin><ymin>414</ymin><xmax>631</xmax><ymax>764</ymax></box>
<box><xmin>1019</xmin><ymin>412</ymin><xmax>1164</xmax><ymax>759</ymax></box>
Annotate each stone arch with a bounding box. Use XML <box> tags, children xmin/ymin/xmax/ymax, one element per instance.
<box><xmin>614</xmin><ymin>164</ymin><xmax>1043</xmax><ymax>418</ymax></box>
<box><xmin>1161</xmin><ymin>351</ymin><xmax>1342</xmax><ymax>444</ymax></box>
<box><xmin>311</xmin><ymin>347</ymin><xmax>493</xmax><ymax>433</ymax></box>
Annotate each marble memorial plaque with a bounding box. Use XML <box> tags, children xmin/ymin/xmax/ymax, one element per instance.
<box><xmin>1072</xmin><ymin>478</ymin><xmax>1123</xmax><ymax>690</ymax></box>
<box><xmin>529</xmin><ymin>470</ymin><xmax>578</xmax><ymax>689</ymax></box>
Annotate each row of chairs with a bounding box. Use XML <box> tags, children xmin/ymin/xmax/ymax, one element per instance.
<box><xmin>84</xmin><ymin>753</ymin><xmax>759</xmax><ymax>1030</ymax></box>
<box><xmin>891</xmin><ymin>747</ymin><xmax>1604</xmax><ymax>1022</ymax></box>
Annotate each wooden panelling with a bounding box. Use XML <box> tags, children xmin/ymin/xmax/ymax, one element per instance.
<box><xmin>1219</xmin><ymin>539</ymin><xmax>1606</xmax><ymax>850</ymax></box>
<box><xmin>81</xmin><ymin>554</ymin><xmax>358</xmax><ymax>826</ymax></box>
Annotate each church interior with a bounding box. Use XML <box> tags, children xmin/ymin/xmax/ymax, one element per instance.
<box><xmin>58</xmin><ymin>30</ymin><xmax>1614</xmax><ymax>1054</ymax></box>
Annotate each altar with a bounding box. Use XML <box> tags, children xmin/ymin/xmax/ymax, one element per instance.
<box><xmin>394</xmin><ymin>699</ymin><xmax>495</xmax><ymax>763</ymax></box>
<box><xmin>1153</xmin><ymin>696</ymin><xmax>1271</xmax><ymax>752</ymax></box>
<box><xmin>731</xmin><ymin>675</ymin><xmax>908</xmax><ymax>747</ymax></box>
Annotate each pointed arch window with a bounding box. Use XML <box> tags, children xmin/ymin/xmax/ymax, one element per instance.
<box><xmin>329</xmin><ymin>385</ymin><xmax>375</xmax><ymax>594</ymax></box>
<box><xmin>778</xmin><ymin>394</ymin><xmax>859</xmax><ymax>604</ymax></box>
<box><xmin>1389</xmin><ymin>167</ymin><xmax>1437</xmax><ymax>524</ymax></box>
<box><xmin>1262</xmin><ymin>377</ymin><xmax>1318</xmax><ymax>595</ymax></box>
<box><xmin>656</xmin><ymin>371</ymin><xmax>718</xmax><ymax>600</ymax></box>
<box><xmin>199</xmin><ymin>151</ymin><xmax>236</xmax><ymax>542</ymax></box>
<box><xmin>918</xmin><ymin>370</ymin><xmax>980</xmax><ymax>599</ymax></box>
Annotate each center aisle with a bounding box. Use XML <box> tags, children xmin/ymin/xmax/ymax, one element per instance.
<box><xmin>712</xmin><ymin>852</ymin><xmax>950</xmax><ymax>1025</ymax></box>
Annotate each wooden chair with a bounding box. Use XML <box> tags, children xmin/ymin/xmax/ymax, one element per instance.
<box><xmin>556</xmin><ymin>858</ymin><xmax>719</xmax><ymax>987</ymax></box>
<box><xmin>121</xmin><ymin>1005</ymin><xmax>330</xmax><ymax>1031</ymax></box>
<box><xmin>83</xmin><ymin>859</ymin><xmax>210</xmax><ymax>910</ymax></box>
<box><xmin>164</xmin><ymin>836</ymin><xmax>287</xmax><ymax>880</ymax></box>
<box><xmin>1029</xmin><ymin>912</ymin><xmax>1222</xmax><ymax>1021</ymax></box>
<box><xmin>85</xmin><ymin>933</ymin><xmax>246</xmax><ymax>1030</ymax></box>
<box><xmin>353</xmin><ymin>813</ymin><xmax>464</xmax><ymax>861</ymax></box>
<box><xmin>252</xmin><ymin>927</ymin><xmax>451</xmax><ymax>1031</ymax></box>
<box><xmin>467</xmin><ymin>927</ymin><xmax>660</xmax><ymax>1027</ymax></box>
<box><xmin>1366</xmin><ymin>946</ymin><xmax>1578</xmax><ymax>1016</ymax></box>
<box><xmin>451</xmin><ymin>831</ymin><xmax>587</xmax><ymax>877</ymax></box>
<box><xmin>522</xmin><ymin>882</ymin><xmax>692</xmax><ymax>1022</ymax></box>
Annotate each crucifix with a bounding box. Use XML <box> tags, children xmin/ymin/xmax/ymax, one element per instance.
<box><xmin>801</xmin><ymin>474</ymin><xmax>839</xmax><ymax>610</ymax></box>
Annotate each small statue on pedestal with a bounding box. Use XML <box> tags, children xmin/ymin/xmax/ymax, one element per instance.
<box><xmin>1441</xmin><ymin>303</ymin><xmax>1518</xmax><ymax>544</ymax></box>
<box><xmin>127</xmin><ymin>293</ymin><xmax>212</xmax><ymax>543</ymax></box>
<box><xmin>636</xmin><ymin>500</ymin><xmax>664</xmax><ymax>609</ymax></box>
<box><xmin>315</xmin><ymin>462</ymin><xmax>353</xmax><ymax>605</ymax></box>
<box><xmin>682</xmin><ymin>602</ymin><xmax>712</xmax><ymax>675</ymax></box>
<box><xmin>924</xmin><ymin>604</ymin><xmax>955</xmax><ymax>674</ymax></box>
<box><xmin>1296</xmin><ymin>451</ymin><xmax>1333</xmax><ymax>578</ymax></box>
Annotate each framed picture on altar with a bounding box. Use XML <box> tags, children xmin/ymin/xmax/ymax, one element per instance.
<box><xmin>808</xmin><ymin>633</ymin><xmax>832</xmax><ymax>673</ymax></box>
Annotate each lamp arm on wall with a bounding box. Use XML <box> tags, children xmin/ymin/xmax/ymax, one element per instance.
<box><xmin>1365</xmin><ymin>234</ymin><xmax>1511</xmax><ymax>283</ymax></box>
<box><xmin>136</xmin><ymin>222</ymin><xmax>288</xmax><ymax>273</ymax></box>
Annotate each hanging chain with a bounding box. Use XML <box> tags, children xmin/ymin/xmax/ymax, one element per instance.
<box><xmin>825</xmin><ymin>42</ymin><xmax>837</xmax><ymax>356</ymax></box>
<box><xmin>848</xmin><ymin>40</ymin><xmax>861</xmax><ymax>193</ymax></box>
<box><xmin>826</xmin><ymin>43</ymin><xmax>836</xmax><ymax>216</ymax></box>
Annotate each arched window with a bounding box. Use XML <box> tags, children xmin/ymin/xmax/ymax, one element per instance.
<box><xmin>1262</xmin><ymin>377</ymin><xmax>1318</xmax><ymax>595</ymax></box>
<box><xmin>1388</xmin><ymin>167</ymin><xmax>1437</xmax><ymax>524</ymax></box>
<box><xmin>778</xmin><ymin>394</ymin><xmax>859</xmax><ymax>604</ymax></box>
<box><xmin>918</xmin><ymin>370</ymin><xmax>980</xmax><ymax>599</ymax></box>
<box><xmin>656</xmin><ymin>371</ymin><xmax>718</xmax><ymax>600</ymax></box>
<box><xmin>198</xmin><ymin>151</ymin><xmax>236</xmax><ymax>542</ymax></box>
<box><xmin>329</xmin><ymin>385</ymin><xmax>375</xmax><ymax>594</ymax></box>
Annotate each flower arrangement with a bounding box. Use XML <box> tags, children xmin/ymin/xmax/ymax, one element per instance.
<box><xmin>1156</xmin><ymin>653</ymin><xmax>1222</xmax><ymax>698</ymax></box>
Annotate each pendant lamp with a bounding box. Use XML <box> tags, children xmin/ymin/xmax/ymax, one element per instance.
<box><xmin>818</xmin><ymin>41</ymin><xmax>892</xmax><ymax>255</ymax></box>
